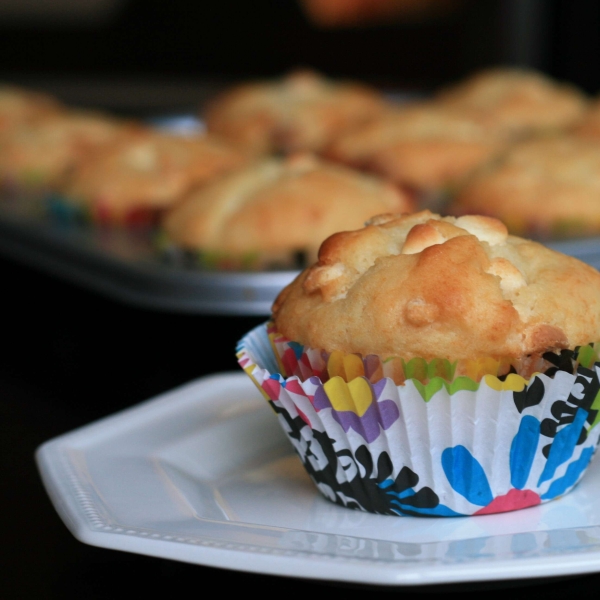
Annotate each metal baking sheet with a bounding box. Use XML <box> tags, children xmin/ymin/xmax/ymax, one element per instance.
<box><xmin>545</xmin><ymin>237</ymin><xmax>600</xmax><ymax>270</ymax></box>
<box><xmin>0</xmin><ymin>114</ymin><xmax>300</xmax><ymax>316</ymax></box>
<box><xmin>0</xmin><ymin>200</ymin><xmax>299</xmax><ymax>316</ymax></box>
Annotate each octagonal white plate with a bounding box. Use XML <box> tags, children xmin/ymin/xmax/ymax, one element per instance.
<box><xmin>36</xmin><ymin>372</ymin><xmax>600</xmax><ymax>587</ymax></box>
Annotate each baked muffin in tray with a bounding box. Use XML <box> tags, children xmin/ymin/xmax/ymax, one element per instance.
<box><xmin>204</xmin><ymin>69</ymin><xmax>387</xmax><ymax>156</ymax></box>
<box><xmin>448</xmin><ymin>135</ymin><xmax>600</xmax><ymax>238</ymax></box>
<box><xmin>0</xmin><ymin>84</ymin><xmax>63</xmax><ymax>134</ymax></box>
<box><xmin>160</xmin><ymin>152</ymin><xmax>413</xmax><ymax>270</ymax></box>
<box><xmin>54</xmin><ymin>129</ymin><xmax>248</xmax><ymax>227</ymax></box>
<box><xmin>325</xmin><ymin>100</ymin><xmax>514</xmax><ymax>204</ymax></box>
<box><xmin>237</xmin><ymin>211</ymin><xmax>600</xmax><ymax>516</ymax></box>
<box><xmin>0</xmin><ymin>110</ymin><xmax>139</xmax><ymax>191</ymax></box>
<box><xmin>435</xmin><ymin>67</ymin><xmax>589</xmax><ymax>138</ymax></box>
<box><xmin>572</xmin><ymin>97</ymin><xmax>600</xmax><ymax>140</ymax></box>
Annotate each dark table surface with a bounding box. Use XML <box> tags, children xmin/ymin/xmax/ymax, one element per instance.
<box><xmin>3</xmin><ymin>254</ymin><xmax>600</xmax><ymax>599</ymax></box>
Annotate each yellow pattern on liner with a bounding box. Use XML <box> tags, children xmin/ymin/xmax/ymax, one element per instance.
<box><xmin>483</xmin><ymin>372</ymin><xmax>529</xmax><ymax>392</ymax></box>
<box><xmin>328</xmin><ymin>351</ymin><xmax>366</xmax><ymax>382</ymax></box>
<box><xmin>236</xmin><ymin>351</ymin><xmax>272</xmax><ymax>400</ymax></box>
<box><xmin>324</xmin><ymin>376</ymin><xmax>373</xmax><ymax>416</ymax></box>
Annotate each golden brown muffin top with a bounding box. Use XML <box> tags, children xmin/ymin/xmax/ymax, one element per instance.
<box><xmin>162</xmin><ymin>153</ymin><xmax>413</xmax><ymax>260</ymax></box>
<box><xmin>0</xmin><ymin>110</ymin><xmax>139</xmax><ymax>186</ymax></box>
<box><xmin>204</xmin><ymin>69</ymin><xmax>386</xmax><ymax>155</ymax></box>
<box><xmin>0</xmin><ymin>85</ymin><xmax>62</xmax><ymax>132</ymax></box>
<box><xmin>324</xmin><ymin>101</ymin><xmax>512</xmax><ymax>191</ymax></box>
<box><xmin>448</xmin><ymin>136</ymin><xmax>600</xmax><ymax>236</ymax></box>
<box><xmin>436</xmin><ymin>68</ymin><xmax>588</xmax><ymax>136</ymax></box>
<box><xmin>60</xmin><ymin>129</ymin><xmax>247</xmax><ymax>218</ymax></box>
<box><xmin>573</xmin><ymin>97</ymin><xmax>600</xmax><ymax>140</ymax></box>
<box><xmin>327</xmin><ymin>101</ymin><xmax>511</xmax><ymax>159</ymax></box>
<box><xmin>273</xmin><ymin>211</ymin><xmax>600</xmax><ymax>361</ymax></box>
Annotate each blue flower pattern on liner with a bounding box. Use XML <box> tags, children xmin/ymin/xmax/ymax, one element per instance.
<box><xmin>441</xmin><ymin>403</ymin><xmax>597</xmax><ymax>515</ymax></box>
<box><xmin>510</xmin><ymin>415</ymin><xmax>541</xmax><ymax>490</ymax></box>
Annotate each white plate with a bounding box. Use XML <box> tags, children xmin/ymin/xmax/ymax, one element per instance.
<box><xmin>36</xmin><ymin>372</ymin><xmax>600</xmax><ymax>587</ymax></box>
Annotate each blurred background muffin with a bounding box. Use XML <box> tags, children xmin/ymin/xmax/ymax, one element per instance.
<box><xmin>0</xmin><ymin>109</ymin><xmax>138</xmax><ymax>191</ymax></box>
<box><xmin>161</xmin><ymin>152</ymin><xmax>413</xmax><ymax>269</ymax></box>
<box><xmin>57</xmin><ymin>129</ymin><xmax>247</xmax><ymax>226</ymax></box>
<box><xmin>573</xmin><ymin>97</ymin><xmax>600</xmax><ymax>139</ymax></box>
<box><xmin>324</xmin><ymin>100</ymin><xmax>514</xmax><ymax>205</ymax></box>
<box><xmin>435</xmin><ymin>67</ymin><xmax>589</xmax><ymax>138</ymax></box>
<box><xmin>204</xmin><ymin>69</ymin><xmax>387</xmax><ymax>155</ymax></box>
<box><xmin>448</xmin><ymin>135</ymin><xmax>600</xmax><ymax>238</ymax></box>
<box><xmin>0</xmin><ymin>85</ymin><xmax>63</xmax><ymax>134</ymax></box>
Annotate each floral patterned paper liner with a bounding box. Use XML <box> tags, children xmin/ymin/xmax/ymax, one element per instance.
<box><xmin>157</xmin><ymin>237</ymin><xmax>309</xmax><ymax>272</ymax></box>
<box><xmin>45</xmin><ymin>193</ymin><xmax>160</xmax><ymax>228</ymax></box>
<box><xmin>265</xmin><ymin>321</ymin><xmax>600</xmax><ymax>386</ymax></box>
<box><xmin>237</xmin><ymin>321</ymin><xmax>600</xmax><ymax>517</ymax></box>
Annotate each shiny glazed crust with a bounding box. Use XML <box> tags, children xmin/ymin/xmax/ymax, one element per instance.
<box><xmin>60</xmin><ymin>130</ymin><xmax>247</xmax><ymax>222</ymax></box>
<box><xmin>449</xmin><ymin>136</ymin><xmax>600</xmax><ymax>237</ymax></box>
<box><xmin>436</xmin><ymin>68</ymin><xmax>588</xmax><ymax>135</ymax></box>
<box><xmin>325</xmin><ymin>102</ymin><xmax>512</xmax><ymax>191</ymax></box>
<box><xmin>273</xmin><ymin>211</ymin><xmax>600</xmax><ymax>361</ymax></box>
<box><xmin>162</xmin><ymin>153</ymin><xmax>413</xmax><ymax>256</ymax></box>
<box><xmin>204</xmin><ymin>70</ymin><xmax>386</xmax><ymax>155</ymax></box>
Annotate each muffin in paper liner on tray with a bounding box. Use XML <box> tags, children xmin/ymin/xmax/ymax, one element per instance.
<box><xmin>236</xmin><ymin>210</ymin><xmax>600</xmax><ymax>517</ymax></box>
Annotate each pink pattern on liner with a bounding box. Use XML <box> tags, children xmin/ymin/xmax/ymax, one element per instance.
<box><xmin>474</xmin><ymin>489</ymin><xmax>541</xmax><ymax>515</ymax></box>
<box><xmin>282</xmin><ymin>348</ymin><xmax>299</xmax><ymax>379</ymax></box>
<box><xmin>284</xmin><ymin>380</ymin><xmax>307</xmax><ymax>396</ymax></box>
<box><xmin>262</xmin><ymin>378</ymin><xmax>281</xmax><ymax>399</ymax></box>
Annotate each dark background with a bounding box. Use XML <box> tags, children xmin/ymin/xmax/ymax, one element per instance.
<box><xmin>3</xmin><ymin>1</ymin><xmax>600</xmax><ymax>598</ymax></box>
<box><xmin>0</xmin><ymin>0</ymin><xmax>599</xmax><ymax>114</ymax></box>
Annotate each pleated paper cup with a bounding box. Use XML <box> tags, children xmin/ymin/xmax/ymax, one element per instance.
<box><xmin>237</xmin><ymin>321</ymin><xmax>600</xmax><ymax>517</ymax></box>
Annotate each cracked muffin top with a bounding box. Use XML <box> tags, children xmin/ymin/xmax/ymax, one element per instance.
<box><xmin>162</xmin><ymin>152</ymin><xmax>413</xmax><ymax>266</ymax></box>
<box><xmin>273</xmin><ymin>210</ymin><xmax>600</xmax><ymax>361</ymax></box>
<box><xmin>60</xmin><ymin>129</ymin><xmax>248</xmax><ymax>222</ymax></box>
<box><xmin>573</xmin><ymin>97</ymin><xmax>600</xmax><ymax>140</ymax></box>
<box><xmin>448</xmin><ymin>135</ymin><xmax>600</xmax><ymax>238</ymax></box>
<box><xmin>204</xmin><ymin>69</ymin><xmax>386</xmax><ymax>155</ymax></box>
<box><xmin>324</xmin><ymin>101</ymin><xmax>513</xmax><ymax>193</ymax></box>
<box><xmin>0</xmin><ymin>110</ymin><xmax>138</xmax><ymax>187</ymax></box>
<box><xmin>0</xmin><ymin>84</ymin><xmax>62</xmax><ymax>133</ymax></box>
<box><xmin>435</xmin><ymin>68</ymin><xmax>588</xmax><ymax>136</ymax></box>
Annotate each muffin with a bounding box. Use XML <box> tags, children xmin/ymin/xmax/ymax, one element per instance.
<box><xmin>0</xmin><ymin>110</ymin><xmax>139</xmax><ymax>190</ymax></box>
<box><xmin>237</xmin><ymin>211</ymin><xmax>600</xmax><ymax>516</ymax></box>
<box><xmin>161</xmin><ymin>153</ymin><xmax>413</xmax><ymax>269</ymax></box>
<box><xmin>56</xmin><ymin>129</ymin><xmax>248</xmax><ymax>226</ymax></box>
<box><xmin>448</xmin><ymin>135</ymin><xmax>600</xmax><ymax>238</ymax></box>
<box><xmin>204</xmin><ymin>69</ymin><xmax>386</xmax><ymax>155</ymax></box>
<box><xmin>0</xmin><ymin>84</ymin><xmax>62</xmax><ymax>134</ymax></box>
<box><xmin>572</xmin><ymin>97</ymin><xmax>600</xmax><ymax>140</ymax></box>
<box><xmin>324</xmin><ymin>100</ymin><xmax>513</xmax><ymax>202</ymax></box>
<box><xmin>436</xmin><ymin>67</ymin><xmax>589</xmax><ymax>138</ymax></box>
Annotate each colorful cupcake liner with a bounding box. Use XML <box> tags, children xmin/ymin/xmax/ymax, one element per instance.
<box><xmin>45</xmin><ymin>193</ymin><xmax>159</xmax><ymax>228</ymax></box>
<box><xmin>237</xmin><ymin>321</ymin><xmax>600</xmax><ymax>517</ymax></box>
<box><xmin>266</xmin><ymin>321</ymin><xmax>600</xmax><ymax>385</ymax></box>
<box><xmin>157</xmin><ymin>239</ymin><xmax>311</xmax><ymax>272</ymax></box>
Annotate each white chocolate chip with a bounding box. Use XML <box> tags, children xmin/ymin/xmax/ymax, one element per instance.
<box><xmin>404</xmin><ymin>297</ymin><xmax>440</xmax><ymax>326</ymax></box>
<box><xmin>455</xmin><ymin>215</ymin><xmax>508</xmax><ymax>245</ymax></box>
<box><xmin>487</xmin><ymin>257</ymin><xmax>526</xmax><ymax>293</ymax></box>
<box><xmin>401</xmin><ymin>223</ymin><xmax>446</xmax><ymax>254</ymax></box>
